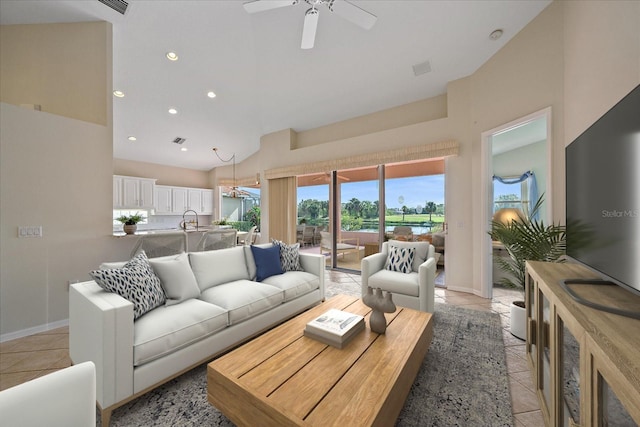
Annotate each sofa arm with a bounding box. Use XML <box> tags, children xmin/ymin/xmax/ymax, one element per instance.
<box><xmin>361</xmin><ymin>252</ymin><xmax>387</xmax><ymax>296</ymax></box>
<box><xmin>0</xmin><ymin>361</ymin><xmax>96</xmax><ymax>426</ymax></box>
<box><xmin>69</xmin><ymin>281</ymin><xmax>134</xmax><ymax>410</ymax></box>
<box><xmin>418</xmin><ymin>258</ymin><xmax>437</xmax><ymax>313</ymax></box>
<box><xmin>299</xmin><ymin>252</ymin><xmax>326</xmax><ymax>299</ymax></box>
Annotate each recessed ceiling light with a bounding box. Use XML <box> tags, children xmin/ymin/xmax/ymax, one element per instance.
<box><xmin>127</xmin><ymin>136</ymin><xmax>137</xmax><ymax>141</ymax></box>
<box><xmin>168</xmin><ymin>108</ymin><xmax>178</xmax><ymax>115</ymax></box>
<box><xmin>207</xmin><ymin>91</ymin><xmax>216</xmax><ymax>98</ymax></box>
<box><xmin>166</xmin><ymin>52</ymin><xmax>178</xmax><ymax>61</ymax></box>
<box><xmin>180</xmin><ymin>147</ymin><xmax>188</xmax><ymax>152</ymax></box>
<box><xmin>489</xmin><ymin>29</ymin><xmax>503</xmax><ymax>41</ymax></box>
<box><xmin>113</xmin><ymin>90</ymin><xmax>125</xmax><ymax>97</ymax></box>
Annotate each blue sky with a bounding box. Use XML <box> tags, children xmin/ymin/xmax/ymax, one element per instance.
<box><xmin>298</xmin><ymin>175</ymin><xmax>445</xmax><ymax>209</ymax></box>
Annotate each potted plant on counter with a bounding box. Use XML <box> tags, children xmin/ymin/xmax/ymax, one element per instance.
<box><xmin>488</xmin><ymin>196</ymin><xmax>566</xmax><ymax>339</ymax></box>
<box><xmin>116</xmin><ymin>212</ymin><xmax>146</xmax><ymax>235</ymax></box>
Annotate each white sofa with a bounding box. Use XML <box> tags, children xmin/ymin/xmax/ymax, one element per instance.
<box><xmin>0</xmin><ymin>361</ymin><xmax>96</xmax><ymax>427</ymax></box>
<box><xmin>69</xmin><ymin>243</ymin><xmax>324</xmax><ymax>426</ymax></box>
<box><xmin>361</xmin><ymin>240</ymin><xmax>436</xmax><ymax>312</ymax></box>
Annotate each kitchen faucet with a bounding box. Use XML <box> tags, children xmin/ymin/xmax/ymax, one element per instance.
<box><xmin>181</xmin><ymin>210</ymin><xmax>199</xmax><ymax>231</ymax></box>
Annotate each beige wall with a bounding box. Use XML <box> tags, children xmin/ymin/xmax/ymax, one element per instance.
<box><xmin>231</xmin><ymin>1</ymin><xmax>639</xmax><ymax>294</ymax></box>
<box><xmin>1</xmin><ymin>1</ymin><xmax>638</xmax><ymax>337</ymax></box>
<box><xmin>0</xmin><ymin>22</ymin><xmax>115</xmax><ymax>339</ymax></box>
<box><xmin>0</xmin><ymin>22</ymin><xmax>110</xmax><ymax>126</ymax></box>
<box><xmin>114</xmin><ymin>158</ymin><xmax>211</xmax><ymax>188</ymax></box>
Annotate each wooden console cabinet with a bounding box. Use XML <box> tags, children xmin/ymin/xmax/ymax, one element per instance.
<box><xmin>525</xmin><ymin>261</ymin><xmax>640</xmax><ymax>427</ymax></box>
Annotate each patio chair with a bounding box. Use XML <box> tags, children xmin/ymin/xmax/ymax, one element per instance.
<box><xmin>197</xmin><ymin>229</ymin><xmax>237</xmax><ymax>251</ymax></box>
<box><xmin>392</xmin><ymin>226</ymin><xmax>413</xmax><ymax>241</ymax></box>
<box><xmin>319</xmin><ymin>231</ymin><xmax>359</xmax><ymax>259</ymax></box>
<box><xmin>238</xmin><ymin>226</ymin><xmax>257</xmax><ymax>246</ymax></box>
<box><xmin>130</xmin><ymin>232</ymin><xmax>187</xmax><ymax>258</ymax></box>
<box><xmin>302</xmin><ymin>226</ymin><xmax>315</xmax><ymax>246</ymax></box>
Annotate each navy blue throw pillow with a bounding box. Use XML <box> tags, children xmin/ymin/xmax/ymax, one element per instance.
<box><xmin>250</xmin><ymin>244</ymin><xmax>284</xmax><ymax>281</ymax></box>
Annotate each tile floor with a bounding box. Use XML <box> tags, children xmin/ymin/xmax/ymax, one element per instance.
<box><xmin>0</xmin><ymin>270</ymin><xmax>542</xmax><ymax>426</ymax></box>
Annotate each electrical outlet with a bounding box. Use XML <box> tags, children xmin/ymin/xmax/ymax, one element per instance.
<box><xmin>18</xmin><ymin>226</ymin><xmax>43</xmax><ymax>238</ymax></box>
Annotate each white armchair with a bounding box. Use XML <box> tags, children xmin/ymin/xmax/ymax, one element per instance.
<box><xmin>0</xmin><ymin>361</ymin><xmax>96</xmax><ymax>427</ymax></box>
<box><xmin>361</xmin><ymin>240</ymin><xmax>436</xmax><ymax>313</ymax></box>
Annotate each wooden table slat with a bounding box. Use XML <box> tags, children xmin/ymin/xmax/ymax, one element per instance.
<box><xmin>208</xmin><ymin>295</ymin><xmax>434</xmax><ymax>427</ymax></box>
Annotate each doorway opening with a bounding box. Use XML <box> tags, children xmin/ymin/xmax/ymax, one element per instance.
<box><xmin>480</xmin><ymin>108</ymin><xmax>552</xmax><ymax>298</ymax></box>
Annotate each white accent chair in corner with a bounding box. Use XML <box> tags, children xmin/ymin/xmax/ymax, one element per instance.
<box><xmin>361</xmin><ymin>240</ymin><xmax>436</xmax><ymax>313</ymax></box>
<box><xmin>0</xmin><ymin>361</ymin><xmax>96</xmax><ymax>427</ymax></box>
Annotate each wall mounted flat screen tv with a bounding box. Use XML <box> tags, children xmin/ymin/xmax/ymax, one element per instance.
<box><xmin>565</xmin><ymin>84</ymin><xmax>640</xmax><ymax>313</ymax></box>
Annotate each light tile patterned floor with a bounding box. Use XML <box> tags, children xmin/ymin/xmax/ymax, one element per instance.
<box><xmin>0</xmin><ymin>270</ymin><xmax>542</xmax><ymax>425</ymax></box>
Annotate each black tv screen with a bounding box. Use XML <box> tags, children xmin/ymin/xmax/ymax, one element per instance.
<box><xmin>566</xmin><ymin>84</ymin><xmax>640</xmax><ymax>296</ymax></box>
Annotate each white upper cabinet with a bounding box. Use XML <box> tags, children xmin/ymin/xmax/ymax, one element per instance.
<box><xmin>187</xmin><ymin>189</ymin><xmax>202</xmax><ymax>213</ymax></box>
<box><xmin>113</xmin><ymin>176</ymin><xmax>123</xmax><ymax>207</ymax></box>
<box><xmin>201</xmin><ymin>190</ymin><xmax>214</xmax><ymax>215</ymax></box>
<box><xmin>151</xmin><ymin>186</ymin><xmax>214</xmax><ymax>215</ymax></box>
<box><xmin>114</xmin><ymin>176</ymin><xmax>156</xmax><ymax>209</ymax></box>
<box><xmin>171</xmin><ymin>187</ymin><xmax>188</xmax><ymax>214</ymax></box>
<box><xmin>154</xmin><ymin>185</ymin><xmax>172</xmax><ymax>214</ymax></box>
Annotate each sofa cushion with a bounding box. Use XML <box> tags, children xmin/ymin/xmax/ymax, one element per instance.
<box><xmin>272</xmin><ymin>239</ymin><xmax>304</xmax><ymax>272</ymax></box>
<box><xmin>250</xmin><ymin>244</ymin><xmax>284</xmax><ymax>281</ymax></box>
<box><xmin>90</xmin><ymin>251</ymin><xmax>166</xmax><ymax>320</ymax></box>
<box><xmin>133</xmin><ymin>299</ymin><xmax>228</xmax><ymax>366</ymax></box>
<box><xmin>262</xmin><ymin>271</ymin><xmax>319</xmax><ymax>302</ymax></box>
<box><xmin>385</xmin><ymin>246</ymin><xmax>415</xmax><ymax>274</ymax></box>
<box><xmin>386</xmin><ymin>240</ymin><xmax>430</xmax><ymax>272</ymax></box>
<box><xmin>368</xmin><ymin>269</ymin><xmax>420</xmax><ymax>297</ymax></box>
<box><xmin>198</xmin><ymin>280</ymin><xmax>284</xmax><ymax>325</ymax></box>
<box><xmin>189</xmin><ymin>247</ymin><xmax>250</xmax><ymax>291</ymax></box>
<box><xmin>99</xmin><ymin>254</ymin><xmax>178</xmax><ymax>270</ymax></box>
<box><xmin>149</xmin><ymin>253</ymin><xmax>200</xmax><ymax>306</ymax></box>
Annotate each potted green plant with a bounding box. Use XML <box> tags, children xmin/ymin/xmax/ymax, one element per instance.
<box><xmin>488</xmin><ymin>195</ymin><xmax>566</xmax><ymax>339</ymax></box>
<box><xmin>116</xmin><ymin>212</ymin><xmax>146</xmax><ymax>234</ymax></box>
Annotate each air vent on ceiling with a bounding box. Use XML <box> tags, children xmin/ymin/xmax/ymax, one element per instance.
<box><xmin>172</xmin><ymin>137</ymin><xmax>187</xmax><ymax>145</ymax></box>
<box><xmin>412</xmin><ymin>60</ymin><xmax>432</xmax><ymax>77</ymax></box>
<box><xmin>97</xmin><ymin>0</ymin><xmax>129</xmax><ymax>15</ymax></box>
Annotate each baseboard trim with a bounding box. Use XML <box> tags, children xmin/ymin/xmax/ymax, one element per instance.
<box><xmin>0</xmin><ymin>319</ymin><xmax>69</xmax><ymax>343</ymax></box>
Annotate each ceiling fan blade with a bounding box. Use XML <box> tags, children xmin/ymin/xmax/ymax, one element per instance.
<box><xmin>243</xmin><ymin>0</ymin><xmax>297</xmax><ymax>14</ymax></box>
<box><xmin>301</xmin><ymin>8</ymin><xmax>319</xmax><ymax>49</ymax></box>
<box><xmin>329</xmin><ymin>0</ymin><xmax>377</xmax><ymax>30</ymax></box>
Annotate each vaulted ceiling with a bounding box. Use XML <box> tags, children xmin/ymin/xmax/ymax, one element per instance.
<box><xmin>0</xmin><ymin>0</ymin><xmax>550</xmax><ymax>170</ymax></box>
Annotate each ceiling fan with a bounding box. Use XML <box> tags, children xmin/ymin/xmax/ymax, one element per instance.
<box><xmin>243</xmin><ymin>0</ymin><xmax>377</xmax><ymax>49</ymax></box>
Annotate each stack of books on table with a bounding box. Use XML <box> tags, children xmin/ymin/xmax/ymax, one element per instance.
<box><xmin>304</xmin><ymin>309</ymin><xmax>365</xmax><ymax>349</ymax></box>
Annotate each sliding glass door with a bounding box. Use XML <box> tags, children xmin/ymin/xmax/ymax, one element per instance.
<box><xmin>297</xmin><ymin>159</ymin><xmax>445</xmax><ymax>273</ymax></box>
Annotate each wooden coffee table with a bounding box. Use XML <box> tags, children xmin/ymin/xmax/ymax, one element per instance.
<box><xmin>207</xmin><ymin>294</ymin><xmax>433</xmax><ymax>427</ymax></box>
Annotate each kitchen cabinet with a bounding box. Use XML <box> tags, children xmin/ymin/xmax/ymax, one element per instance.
<box><xmin>114</xmin><ymin>176</ymin><xmax>156</xmax><ymax>209</ymax></box>
<box><xmin>155</xmin><ymin>186</ymin><xmax>173</xmax><ymax>214</ymax></box>
<box><xmin>200</xmin><ymin>189</ymin><xmax>214</xmax><ymax>215</ymax></box>
<box><xmin>187</xmin><ymin>189</ymin><xmax>202</xmax><ymax>213</ymax></box>
<box><xmin>152</xmin><ymin>186</ymin><xmax>214</xmax><ymax>215</ymax></box>
<box><xmin>113</xmin><ymin>176</ymin><xmax>123</xmax><ymax>207</ymax></box>
<box><xmin>172</xmin><ymin>187</ymin><xmax>188</xmax><ymax>214</ymax></box>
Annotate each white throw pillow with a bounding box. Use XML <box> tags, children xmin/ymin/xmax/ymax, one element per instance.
<box><xmin>385</xmin><ymin>245</ymin><xmax>415</xmax><ymax>274</ymax></box>
<box><xmin>149</xmin><ymin>253</ymin><xmax>200</xmax><ymax>306</ymax></box>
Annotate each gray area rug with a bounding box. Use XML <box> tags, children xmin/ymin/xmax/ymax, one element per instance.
<box><xmin>101</xmin><ymin>301</ymin><xmax>512</xmax><ymax>426</ymax></box>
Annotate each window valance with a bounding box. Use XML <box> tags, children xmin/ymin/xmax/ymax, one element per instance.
<box><xmin>264</xmin><ymin>139</ymin><xmax>458</xmax><ymax>180</ymax></box>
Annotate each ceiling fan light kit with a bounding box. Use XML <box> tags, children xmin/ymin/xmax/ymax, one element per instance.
<box><xmin>243</xmin><ymin>0</ymin><xmax>377</xmax><ymax>49</ymax></box>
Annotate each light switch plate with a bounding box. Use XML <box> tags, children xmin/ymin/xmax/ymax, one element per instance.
<box><xmin>18</xmin><ymin>226</ymin><xmax>42</xmax><ymax>238</ymax></box>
